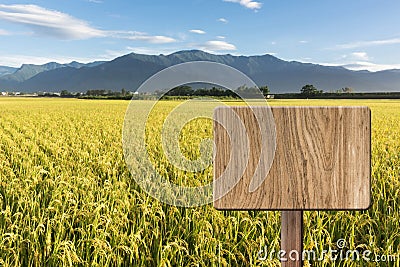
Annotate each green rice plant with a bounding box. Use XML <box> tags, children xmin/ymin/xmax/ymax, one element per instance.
<box><xmin>0</xmin><ymin>98</ymin><xmax>398</xmax><ymax>266</ymax></box>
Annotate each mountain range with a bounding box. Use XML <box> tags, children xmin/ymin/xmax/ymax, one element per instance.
<box><xmin>0</xmin><ymin>66</ymin><xmax>17</xmax><ymax>77</ymax></box>
<box><xmin>1</xmin><ymin>50</ymin><xmax>400</xmax><ymax>93</ymax></box>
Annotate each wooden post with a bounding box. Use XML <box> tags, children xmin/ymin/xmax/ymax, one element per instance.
<box><xmin>281</xmin><ymin>211</ymin><xmax>303</xmax><ymax>267</ymax></box>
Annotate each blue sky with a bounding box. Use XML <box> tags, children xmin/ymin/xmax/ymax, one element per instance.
<box><xmin>0</xmin><ymin>0</ymin><xmax>400</xmax><ymax>71</ymax></box>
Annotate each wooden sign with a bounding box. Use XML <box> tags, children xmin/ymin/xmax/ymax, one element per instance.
<box><xmin>213</xmin><ymin>106</ymin><xmax>371</xmax><ymax>210</ymax></box>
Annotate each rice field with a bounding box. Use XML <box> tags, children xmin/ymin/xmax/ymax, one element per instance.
<box><xmin>0</xmin><ymin>97</ymin><xmax>399</xmax><ymax>266</ymax></box>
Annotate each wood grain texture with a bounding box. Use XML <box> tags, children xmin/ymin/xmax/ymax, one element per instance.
<box><xmin>281</xmin><ymin>211</ymin><xmax>303</xmax><ymax>266</ymax></box>
<box><xmin>213</xmin><ymin>106</ymin><xmax>371</xmax><ymax>210</ymax></box>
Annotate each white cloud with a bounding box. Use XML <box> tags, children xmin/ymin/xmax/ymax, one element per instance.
<box><xmin>334</xmin><ymin>37</ymin><xmax>400</xmax><ymax>49</ymax></box>
<box><xmin>200</xmin><ymin>40</ymin><xmax>237</xmax><ymax>51</ymax></box>
<box><xmin>189</xmin><ymin>29</ymin><xmax>206</xmax><ymax>34</ymax></box>
<box><xmin>299</xmin><ymin>40</ymin><xmax>308</xmax><ymax>44</ymax></box>
<box><xmin>295</xmin><ymin>58</ymin><xmax>400</xmax><ymax>72</ymax></box>
<box><xmin>351</xmin><ymin>52</ymin><xmax>369</xmax><ymax>61</ymax></box>
<box><xmin>341</xmin><ymin>61</ymin><xmax>400</xmax><ymax>72</ymax></box>
<box><xmin>223</xmin><ymin>0</ymin><xmax>262</xmax><ymax>10</ymax></box>
<box><xmin>87</xmin><ymin>0</ymin><xmax>103</xmax><ymax>3</ymax></box>
<box><xmin>218</xmin><ymin>18</ymin><xmax>228</xmax><ymax>23</ymax></box>
<box><xmin>0</xmin><ymin>4</ymin><xmax>176</xmax><ymax>43</ymax></box>
<box><xmin>120</xmin><ymin>32</ymin><xmax>176</xmax><ymax>44</ymax></box>
<box><xmin>110</xmin><ymin>29</ymin><xmax>176</xmax><ymax>44</ymax></box>
<box><xmin>0</xmin><ymin>29</ymin><xmax>9</xmax><ymax>35</ymax></box>
<box><xmin>0</xmin><ymin>4</ymin><xmax>105</xmax><ymax>39</ymax></box>
<box><xmin>217</xmin><ymin>36</ymin><xmax>226</xmax><ymax>39</ymax></box>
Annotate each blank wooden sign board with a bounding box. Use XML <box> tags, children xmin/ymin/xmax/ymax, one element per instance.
<box><xmin>213</xmin><ymin>106</ymin><xmax>371</xmax><ymax>266</ymax></box>
<box><xmin>214</xmin><ymin>106</ymin><xmax>371</xmax><ymax>210</ymax></box>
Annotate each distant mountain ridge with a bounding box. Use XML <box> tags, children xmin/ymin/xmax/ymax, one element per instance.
<box><xmin>0</xmin><ymin>66</ymin><xmax>17</xmax><ymax>77</ymax></box>
<box><xmin>0</xmin><ymin>61</ymin><xmax>105</xmax><ymax>84</ymax></box>
<box><xmin>1</xmin><ymin>50</ymin><xmax>400</xmax><ymax>93</ymax></box>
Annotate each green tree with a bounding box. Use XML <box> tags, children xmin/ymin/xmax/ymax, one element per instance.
<box><xmin>60</xmin><ymin>90</ymin><xmax>71</xmax><ymax>96</ymax></box>
<box><xmin>300</xmin><ymin>84</ymin><xmax>323</xmax><ymax>96</ymax></box>
<box><xmin>166</xmin><ymin>85</ymin><xmax>194</xmax><ymax>96</ymax></box>
<box><xmin>235</xmin><ymin>85</ymin><xmax>262</xmax><ymax>98</ymax></box>
<box><xmin>259</xmin><ymin>85</ymin><xmax>270</xmax><ymax>96</ymax></box>
<box><xmin>86</xmin><ymin>89</ymin><xmax>107</xmax><ymax>96</ymax></box>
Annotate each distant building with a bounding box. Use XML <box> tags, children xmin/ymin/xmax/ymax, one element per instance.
<box><xmin>1</xmin><ymin>92</ymin><xmax>7</xmax><ymax>96</ymax></box>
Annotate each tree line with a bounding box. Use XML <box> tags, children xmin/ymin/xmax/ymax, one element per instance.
<box><xmin>49</xmin><ymin>84</ymin><xmax>350</xmax><ymax>98</ymax></box>
<box><xmin>42</xmin><ymin>84</ymin><xmax>400</xmax><ymax>99</ymax></box>
<box><xmin>159</xmin><ymin>85</ymin><xmax>270</xmax><ymax>98</ymax></box>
